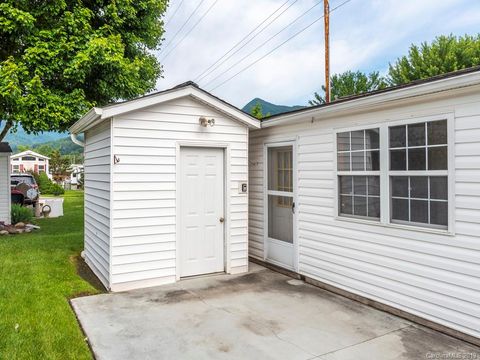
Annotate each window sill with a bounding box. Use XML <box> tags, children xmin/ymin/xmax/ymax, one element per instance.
<box><xmin>334</xmin><ymin>216</ymin><xmax>455</xmax><ymax>237</ymax></box>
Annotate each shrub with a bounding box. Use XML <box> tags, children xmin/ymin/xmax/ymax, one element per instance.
<box><xmin>49</xmin><ymin>183</ymin><xmax>65</xmax><ymax>196</ymax></box>
<box><xmin>33</xmin><ymin>172</ymin><xmax>65</xmax><ymax>196</ymax></box>
<box><xmin>11</xmin><ymin>204</ymin><xmax>34</xmax><ymax>225</ymax></box>
<box><xmin>36</xmin><ymin>172</ymin><xmax>53</xmax><ymax>194</ymax></box>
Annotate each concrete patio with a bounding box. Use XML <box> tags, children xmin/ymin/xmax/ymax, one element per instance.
<box><xmin>71</xmin><ymin>264</ymin><xmax>480</xmax><ymax>360</ymax></box>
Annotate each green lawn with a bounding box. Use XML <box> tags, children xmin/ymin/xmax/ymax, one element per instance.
<box><xmin>0</xmin><ymin>191</ymin><xmax>101</xmax><ymax>359</ymax></box>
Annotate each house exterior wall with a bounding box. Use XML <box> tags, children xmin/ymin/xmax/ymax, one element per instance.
<box><xmin>109</xmin><ymin>96</ymin><xmax>249</xmax><ymax>291</ymax></box>
<box><xmin>0</xmin><ymin>154</ymin><xmax>11</xmax><ymax>224</ymax></box>
<box><xmin>249</xmin><ymin>87</ymin><xmax>480</xmax><ymax>339</ymax></box>
<box><xmin>11</xmin><ymin>153</ymin><xmax>49</xmax><ymax>176</ymax></box>
<box><xmin>83</xmin><ymin>120</ymin><xmax>112</xmax><ymax>288</ymax></box>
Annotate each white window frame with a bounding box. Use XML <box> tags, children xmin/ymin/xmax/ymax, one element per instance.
<box><xmin>334</xmin><ymin>113</ymin><xmax>455</xmax><ymax>235</ymax></box>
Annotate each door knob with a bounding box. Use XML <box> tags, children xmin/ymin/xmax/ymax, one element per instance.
<box><xmin>219</xmin><ymin>217</ymin><xmax>225</xmax><ymax>223</ymax></box>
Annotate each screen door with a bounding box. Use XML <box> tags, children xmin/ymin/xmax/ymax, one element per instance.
<box><xmin>265</xmin><ymin>143</ymin><xmax>296</xmax><ymax>270</ymax></box>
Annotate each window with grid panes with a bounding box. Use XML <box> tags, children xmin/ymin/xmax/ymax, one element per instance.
<box><xmin>337</xmin><ymin>128</ymin><xmax>380</xmax><ymax>219</ymax></box>
<box><xmin>389</xmin><ymin>120</ymin><xmax>448</xmax><ymax>228</ymax></box>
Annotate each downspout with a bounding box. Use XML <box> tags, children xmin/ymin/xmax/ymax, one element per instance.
<box><xmin>70</xmin><ymin>133</ymin><xmax>85</xmax><ymax>147</ymax></box>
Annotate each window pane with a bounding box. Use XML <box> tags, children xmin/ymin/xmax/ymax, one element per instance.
<box><xmin>353</xmin><ymin>176</ymin><xmax>367</xmax><ymax>195</ymax></box>
<box><xmin>430</xmin><ymin>177</ymin><xmax>448</xmax><ymax>200</ymax></box>
<box><xmin>365</xmin><ymin>150</ymin><xmax>380</xmax><ymax>171</ymax></box>
<box><xmin>339</xmin><ymin>176</ymin><xmax>353</xmax><ymax>195</ymax></box>
<box><xmin>340</xmin><ymin>195</ymin><xmax>353</xmax><ymax>215</ymax></box>
<box><xmin>353</xmin><ymin>196</ymin><xmax>367</xmax><ymax>216</ymax></box>
<box><xmin>390</xmin><ymin>125</ymin><xmax>406</xmax><ymax>147</ymax></box>
<box><xmin>337</xmin><ymin>132</ymin><xmax>350</xmax><ymax>151</ymax></box>
<box><xmin>351</xmin><ymin>130</ymin><xmax>364</xmax><ymax>151</ymax></box>
<box><xmin>428</xmin><ymin>120</ymin><xmax>447</xmax><ymax>145</ymax></box>
<box><xmin>337</xmin><ymin>152</ymin><xmax>350</xmax><ymax>171</ymax></box>
<box><xmin>390</xmin><ymin>150</ymin><xmax>406</xmax><ymax>170</ymax></box>
<box><xmin>365</xmin><ymin>129</ymin><xmax>380</xmax><ymax>149</ymax></box>
<box><xmin>430</xmin><ymin>201</ymin><xmax>448</xmax><ymax>226</ymax></box>
<box><xmin>367</xmin><ymin>197</ymin><xmax>380</xmax><ymax>218</ymax></box>
<box><xmin>428</xmin><ymin>146</ymin><xmax>447</xmax><ymax>170</ymax></box>
<box><xmin>391</xmin><ymin>176</ymin><xmax>408</xmax><ymax>197</ymax></box>
<box><xmin>408</xmin><ymin>123</ymin><xmax>426</xmax><ymax>146</ymax></box>
<box><xmin>337</xmin><ymin>153</ymin><xmax>350</xmax><ymax>171</ymax></box>
<box><xmin>392</xmin><ymin>198</ymin><xmax>409</xmax><ymax>221</ymax></box>
<box><xmin>368</xmin><ymin>176</ymin><xmax>380</xmax><ymax>196</ymax></box>
<box><xmin>268</xmin><ymin>146</ymin><xmax>292</xmax><ymax>191</ymax></box>
<box><xmin>411</xmin><ymin>200</ymin><xmax>428</xmax><ymax>223</ymax></box>
<box><xmin>268</xmin><ymin>195</ymin><xmax>293</xmax><ymax>243</ymax></box>
<box><xmin>410</xmin><ymin>176</ymin><xmax>428</xmax><ymax>199</ymax></box>
<box><xmin>352</xmin><ymin>152</ymin><xmax>365</xmax><ymax>171</ymax></box>
<box><xmin>408</xmin><ymin>148</ymin><xmax>426</xmax><ymax>170</ymax></box>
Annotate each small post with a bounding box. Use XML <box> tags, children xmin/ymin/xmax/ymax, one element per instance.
<box><xmin>324</xmin><ymin>0</ymin><xmax>330</xmax><ymax>103</ymax></box>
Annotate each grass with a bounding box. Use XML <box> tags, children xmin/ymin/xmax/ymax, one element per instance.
<box><xmin>0</xmin><ymin>191</ymin><xmax>102</xmax><ymax>359</ymax></box>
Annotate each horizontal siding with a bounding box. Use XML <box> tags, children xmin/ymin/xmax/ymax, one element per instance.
<box><xmin>0</xmin><ymin>155</ymin><xmax>10</xmax><ymax>224</ymax></box>
<box><xmin>111</xmin><ymin>96</ymin><xmax>249</xmax><ymax>287</ymax></box>
<box><xmin>249</xmin><ymin>90</ymin><xmax>480</xmax><ymax>338</ymax></box>
<box><xmin>84</xmin><ymin>120</ymin><xmax>111</xmax><ymax>288</ymax></box>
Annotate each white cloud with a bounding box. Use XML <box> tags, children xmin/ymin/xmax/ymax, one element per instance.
<box><xmin>157</xmin><ymin>0</ymin><xmax>479</xmax><ymax>107</ymax></box>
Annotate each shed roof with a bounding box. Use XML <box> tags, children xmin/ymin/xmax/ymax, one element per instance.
<box><xmin>0</xmin><ymin>142</ymin><xmax>12</xmax><ymax>153</ymax></box>
<box><xmin>70</xmin><ymin>81</ymin><xmax>260</xmax><ymax>134</ymax></box>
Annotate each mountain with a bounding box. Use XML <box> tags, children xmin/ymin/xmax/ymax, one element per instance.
<box><xmin>5</xmin><ymin>127</ymin><xmax>67</xmax><ymax>152</ymax></box>
<box><xmin>31</xmin><ymin>136</ymin><xmax>84</xmax><ymax>155</ymax></box>
<box><xmin>3</xmin><ymin>126</ymin><xmax>83</xmax><ymax>155</ymax></box>
<box><xmin>242</xmin><ymin>98</ymin><xmax>305</xmax><ymax>117</ymax></box>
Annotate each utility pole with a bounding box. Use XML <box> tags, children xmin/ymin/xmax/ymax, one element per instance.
<box><xmin>324</xmin><ymin>0</ymin><xmax>330</xmax><ymax>103</ymax></box>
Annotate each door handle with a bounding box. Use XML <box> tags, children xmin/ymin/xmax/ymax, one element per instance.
<box><xmin>219</xmin><ymin>217</ymin><xmax>225</xmax><ymax>223</ymax></box>
<box><xmin>291</xmin><ymin>202</ymin><xmax>295</xmax><ymax>214</ymax></box>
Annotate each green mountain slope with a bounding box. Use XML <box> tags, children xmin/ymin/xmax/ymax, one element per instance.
<box><xmin>4</xmin><ymin>127</ymin><xmax>83</xmax><ymax>155</ymax></box>
<box><xmin>242</xmin><ymin>98</ymin><xmax>305</xmax><ymax>116</ymax></box>
<box><xmin>5</xmin><ymin>127</ymin><xmax>67</xmax><ymax>151</ymax></box>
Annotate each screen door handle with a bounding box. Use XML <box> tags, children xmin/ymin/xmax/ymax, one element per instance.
<box><xmin>291</xmin><ymin>202</ymin><xmax>295</xmax><ymax>214</ymax></box>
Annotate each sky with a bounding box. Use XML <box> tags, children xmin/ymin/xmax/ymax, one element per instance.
<box><xmin>155</xmin><ymin>0</ymin><xmax>480</xmax><ymax>108</ymax></box>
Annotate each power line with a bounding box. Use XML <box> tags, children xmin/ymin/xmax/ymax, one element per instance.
<box><xmin>164</xmin><ymin>0</ymin><xmax>185</xmax><ymax>27</ymax></box>
<box><xmin>161</xmin><ymin>0</ymin><xmax>220</xmax><ymax>62</ymax></box>
<box><xmin>196</xmin><ymin>0</ymin><xmax>299</xmax><ymax>83</ymax></box>
<box><xmin>203</xmin><ymin>0</ymin><xmax>325</xmax><ymax>89</ymax></box>
<box><xmin>209</xmin><ymin>0</ymin><xmax>353</xmax><ymax>91</ymax></box>
<box><xmin>160</xmin><ymin>0</ymin><xmax>207</xmax><ymax>55</ymax></box>
<box><xmin>193</xmin><ymin>0</ymin><xmax>293</xmax><ymax>82</ymax></box>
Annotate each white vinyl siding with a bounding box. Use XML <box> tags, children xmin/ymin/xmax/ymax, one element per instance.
<box><xmin>84</xmin><ymin>120</ymin><xmax>111</xmax><ymax>288</ymax></box>
<box><xmin>249</xmin><ymin>90</ymin><xmax>480</xmax><ymax>339</ymax></box>
<box><xmin>110</xmin><ymin>96</ymin><xmax>249</xmax><ymax>290</ymax></box>
<box><xmin>0</xmin><ymin>154</ymin><xmax>10</xmax><ymax>224</ymax></box>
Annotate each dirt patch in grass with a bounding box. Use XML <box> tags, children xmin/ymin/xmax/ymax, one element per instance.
<box><xmin>71</xmin><ymin>255</ymin><xmax>107</xmax><ymax>295</ymax></box>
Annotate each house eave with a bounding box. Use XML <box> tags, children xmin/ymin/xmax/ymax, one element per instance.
<box><xmin>261</xmin><ymin>69</ymin><xmax>480</xmax><ymax>128</ymax></box>
<box><xmin>69</xmin><ymin>107</ymin><xmax>103</xmax><ymax>134</ymax></box>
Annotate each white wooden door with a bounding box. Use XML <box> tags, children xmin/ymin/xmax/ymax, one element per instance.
<box><xmin>180</xmin><ymin>147</ymin><xmax>225</xmax><ymax>277</ymax></box>
<box><xmin>265</xmin><ymin>143</ymin><xmax>296</xmax><ymax>270</ymax></box>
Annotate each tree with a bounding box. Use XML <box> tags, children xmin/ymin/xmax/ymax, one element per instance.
<box><xmin>49</xmin><ymin>149</ymin><xmax>70</xmax><ymax>181</ymax></box>
<box><xmin>388</xmin><ymin>35</ymin><xmax>480</xmax><ymax>85</ymax></box>
<box><xmin>309</xmin><ymin>71</ymin><xmax>387</xmax><ymax>106</ymax></box>
<box><xmin>250</xmin><ymin>101</ymin><xmax>270</xmax><ymax>119</ymax></box>
<box><xmin>0</xmin><ymin>1</ymin><xmax>168</xmax><ymax>141</ymax></box>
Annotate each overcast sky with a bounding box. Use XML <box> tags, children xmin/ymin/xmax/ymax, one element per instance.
<box><xmin>155</xmin><ymin>0</ymin><xmax>480</xmax><ymax>108</ymax></box>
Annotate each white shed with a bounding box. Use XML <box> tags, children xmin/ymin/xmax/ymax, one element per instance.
<box><xmin>0</xmin><ymin>142</ymin><xmax>12</xmax><ymax>225</ymax></box>
<box><xmin>70</xmin><ymin>82</ymin><xmax>260</xmax><ymax>292</ymax></box>
<box><xmin>72</xmin><ymin>69</ymin><xmax>480</xmax><ymax>345</ymax></box>
<box><xmin>249</xmin><ymin>68</ymin><xmax>480</xmax><ymax>343</ymax></box>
